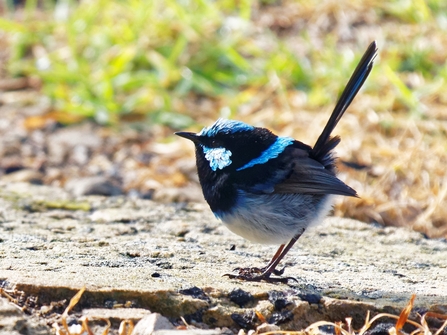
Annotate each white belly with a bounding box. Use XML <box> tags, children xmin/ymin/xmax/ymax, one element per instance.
<box><xmin>218</xmin><ymin>192</ymin><xmax>333</xmax><ymax>244</ymax></box>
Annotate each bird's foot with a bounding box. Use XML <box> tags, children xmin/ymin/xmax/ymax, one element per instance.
<box><xmin>232</xmin><ymin>266</ymin><xmax>286</xmax><ymax>276</ymax></box>
<box><xmin>223</xmin><ymin>266</ymin><xmax>297</xmax><ymax>284</ymax></box>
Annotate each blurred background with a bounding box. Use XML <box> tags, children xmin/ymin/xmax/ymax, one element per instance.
<box><xmin>0</xmin><ymin>0</ymin><xmax>446</xmax><ymax>238</ymax></box>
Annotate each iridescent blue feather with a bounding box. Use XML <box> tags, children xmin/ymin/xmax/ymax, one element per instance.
<box><xmin>198</xmin><ymin>118</ymin><xmax>254</xmax><ymax>137</ymax></box>
<box><xmin>237</xmin><ymin>137</ymin><xmax>294</xmax><ymax>171</ymax></box>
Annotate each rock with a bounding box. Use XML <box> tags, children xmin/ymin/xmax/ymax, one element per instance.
<box><xmin>82</xmin><ymin>307</ymin><xmax>152</xmax><ymax>322</ymax></box>
<box><xmin>256</xmin><ymin>323</ymin><xmax>281</xmax><ymax>333</ymax></box>
<box><xmin>1</xmin><ymin>169</ymin><xmax>43</xmax><ymax>184</ymax></box>
<box><xmin>47</xmin><ymin>125</ymin><xmax>102</xmax><ymax>165</ymax></box>
<box><xmin>132</xmin><ymin>313</ymin><xmax>175</xmax><ymax>335</ymax></box>
<box><xmin>0</xmin><ymin>298</ymin><xmax>51</xmax><ymax>335</ymax></box>
<box><xmin>152</xmin><ymin>185</ymin><xmax>204</xmax><ymax>203</ymax></box>
<box><xmin>89</xmin><ymin>207</ymin><xmax>152</xmax><ymax>223</ymax></box>
<box><xmin>65</xmin><ymin>176</ymin><xmax>122</xmax><ymax>196</ymax></box>
<box><xmin>229</xmin><ymin>288</ymin><xmax>254</xmax><ymax>308</ymax></box>
<box><xmin>153</xmin><ymin>330</ymin><xmax>225</xmax><ymax>335</ymax></box>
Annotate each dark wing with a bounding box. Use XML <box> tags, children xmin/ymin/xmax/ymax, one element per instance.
<box><xmin>273</xmin><ymin>162</ymin><xmax>357</xmax><ymax>196</ymax></box>
<box><xmin>274</xmin><ymin>146</ymin><xmax>357</xmax><ymax>196</ymax></box>
<box><xmin>240</xmin><ymin>146</ymin><xmax>357</xmax><ymax>197</ymax></box>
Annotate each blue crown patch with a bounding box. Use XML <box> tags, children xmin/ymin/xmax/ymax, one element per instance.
<box><xmin>198</xmin><ymin>118</ymin><xmax>254</xmax><ymax>137</ymax></box>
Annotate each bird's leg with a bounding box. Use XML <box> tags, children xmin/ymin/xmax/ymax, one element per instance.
<box><xmin>232</xmin><ymin>244</ymin><xmax>285</xmax><ymax>275</ymax></box>
<box><xmin>224</xmin><ymin>229</ymin><xmax>305</xmax><ymax>283</ymax></box>
<box><xmin>258</xmin><ymin>233</ymin><xmax>301</xmax><ymax>278</ymax></box>
<box><xmin>259</xmin><ymin>244</ymin><xmax>286</xmax><ymax>275</ymax></box>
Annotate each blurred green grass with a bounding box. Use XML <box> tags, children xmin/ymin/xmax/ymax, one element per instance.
<box><xmin>0</xmin><ymin>0</ymin><xmax>314</xmax><ymax>127</ymax></box>
<box><xmin>2</xmin><ymin>0</ymin><xmax>445</xmax><ymax>127</ymax></box>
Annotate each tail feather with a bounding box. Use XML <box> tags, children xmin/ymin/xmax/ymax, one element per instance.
<box><xmin>312</xmin><ymin>41</ymin><xmax>378</xmax><ymax>162</ymax></box>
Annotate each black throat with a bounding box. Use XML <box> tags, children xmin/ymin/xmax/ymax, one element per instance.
<box><xmin>195</xmin><ymin>146</ymin><xmax>237</xmax><ymax>214</ymax></box>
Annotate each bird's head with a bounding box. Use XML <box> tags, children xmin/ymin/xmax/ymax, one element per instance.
<box><xmin>176</xmin><ymin>118</ymin><xmax>293</xmax><ymax>173</ymax></box>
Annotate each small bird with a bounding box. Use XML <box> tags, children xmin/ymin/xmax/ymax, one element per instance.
<box><xmin>176</xmin><ymin>41</ymin><xmax>378</xmax><ymax>283</ymax></box>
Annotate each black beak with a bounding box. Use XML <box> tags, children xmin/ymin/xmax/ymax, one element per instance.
<box><xmin>175</xmin><ymin>131</ymin><xmax>201</xmax><ymax>143</ymax></box>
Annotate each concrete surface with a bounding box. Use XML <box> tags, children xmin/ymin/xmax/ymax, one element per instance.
<box><xmin>0</xmin><ymin>182</ymin><xmax>446</xmax><ymax>332</ymax></box>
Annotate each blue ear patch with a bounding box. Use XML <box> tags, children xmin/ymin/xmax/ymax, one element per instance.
<box><xmin>236</xmin><ymin>136</ymin><xmax>294</xmax><ymax>171</ymax></box>
<box><xmin>203</xmin><ymin>146</ymin><xmax>233</xmax><ymax>171</ymax></box>
<box><xmin>199</xmin><ymin>118</ymin><xmax>254</xmax><ymax>137</ymax></box>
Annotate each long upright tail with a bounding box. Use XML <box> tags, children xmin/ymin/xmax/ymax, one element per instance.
<box><xmin>312</xmin><ymin>41</ymin><xmax>378</xmax><ymax>164</ymax></box>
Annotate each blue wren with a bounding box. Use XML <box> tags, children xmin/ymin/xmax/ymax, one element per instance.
<box><xmin>176</xmin><ymin>41</ymin><xmax>378</xmax><ymax>283</ymax></box>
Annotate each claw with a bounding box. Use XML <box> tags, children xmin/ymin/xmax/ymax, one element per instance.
<box><xmin>223</xmin><ymin>266</ymin><xmax>298</xmax><ymax>284</ymax></box>
<box><xmin>232</xmin><ymin>267</ymin><xmax>263</xmax><ymax>275</ymax></box>
<box><xmin>272</xmin><ymin>266</ymin><xmax>286</xmax><ymax>276</ymax></box>
<box><xmin>223</xmin><ymin>272</ymin><xmax>296</xmax><ymax>284</ymax></box>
